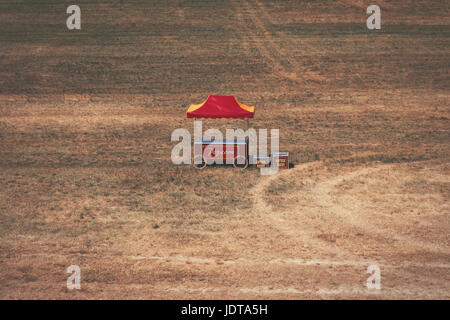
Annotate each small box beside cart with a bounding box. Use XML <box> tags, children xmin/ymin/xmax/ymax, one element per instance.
<box><xmin>272</xmin><ymin>152</ymin><xmax>289</xmax><ymax>169</ymax></box>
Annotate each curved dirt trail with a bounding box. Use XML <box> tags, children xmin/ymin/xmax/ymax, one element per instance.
<box><xmin>251</xmin><ymin>162</ymin><xmax>326</xmax><ymax>244</ymax></box>
<box><xmin>310</xmin><ymin>165</ymin><xmax>450</xmax><ymax>255</ymax></box>
<box><xmin>248</xmin><ymin>161</ymin><xmax>450</xmax><ymax>269</ymax></box>
<box><xmin>105</xmin><ymin>160</ymin><xmax>450</xmax><ymax>299</ymax></box>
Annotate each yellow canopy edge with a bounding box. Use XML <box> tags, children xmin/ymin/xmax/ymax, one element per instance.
<box><xmin>186</xmin><ymin>97</ymin><xmax>208</xmax><ymax>117</ymax></box>
<box><xmin>235</xmin><ymin>98</ymin><xmax>254</xmax><ymax>113</ymax></box>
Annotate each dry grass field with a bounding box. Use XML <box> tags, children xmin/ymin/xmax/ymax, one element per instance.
<box><xmin>0</xmin><ymin>0</ymin><xmax>449</xmax><ymax>299</ymax></box>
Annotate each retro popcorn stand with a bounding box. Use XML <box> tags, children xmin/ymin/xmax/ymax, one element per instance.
<box><xmin>186</xmin><ymin>95</ymin><xmax>289</xmax><ymax>170</ymax></box>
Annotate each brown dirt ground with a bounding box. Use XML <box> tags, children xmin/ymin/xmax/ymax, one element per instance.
<box><xmin>0</xmin><ymin>0</ymin><xmax>449</xmax><ymax>299</ymax></box>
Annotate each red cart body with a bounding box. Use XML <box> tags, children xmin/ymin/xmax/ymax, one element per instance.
<box><xmin>194</xmin><ymin>139</ymin><xmax>248</xmax><ymax>167</ymax></box>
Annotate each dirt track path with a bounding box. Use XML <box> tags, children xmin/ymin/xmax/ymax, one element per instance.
<box><xmin>251</xmin><ymin>161</ymin><xmax>450</xmax><ymax>258</ymax></box>
<box><xmin>130</xmin><ymin>161</ymin><xmax>450</xmax><ymax>298</ymax></box>
<box><xmin>232</xmin><ymin>161</ymin><xmax>449</xmax><ymax>298</ymax></box>
<box><xmin>251</xmin><ymin>162</ymin><xmax>329</xmax><ymax>249</ymax></box>
<box><xmin>311</xmin><ymin>165</ymin><xmax>450</xmax><ymax>255</ymax></box>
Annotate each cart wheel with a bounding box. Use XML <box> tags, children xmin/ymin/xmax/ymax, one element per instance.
<box><xmin>233</xmin><ymin>156</ymin><xmax>248</xmax><ymax>169</ymax></box>
<box><xmin>193</xmin><ymin>156</ymin><xmax>207</xmax><ymax>169</ymax></box>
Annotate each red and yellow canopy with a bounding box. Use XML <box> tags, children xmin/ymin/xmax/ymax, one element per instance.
<box><xmin>186</xmin><ymin>95</ymin><xmax>254</xmax><ymax>119</ymax></box>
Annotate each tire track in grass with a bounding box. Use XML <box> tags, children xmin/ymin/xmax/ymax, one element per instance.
<box><xmin>230</xmin><ymin>0</ymin><xmax>304</xmax><ymax>84</ymax></box>
<box><xmin>231</xmin><ymin>0</ymin><xmax>326</xmax><ymax>85</ymax></box>
<box><xmin>252</xmin><ymin>0</ymin><xmax>327</xmax><ymax>83</ymax></box>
